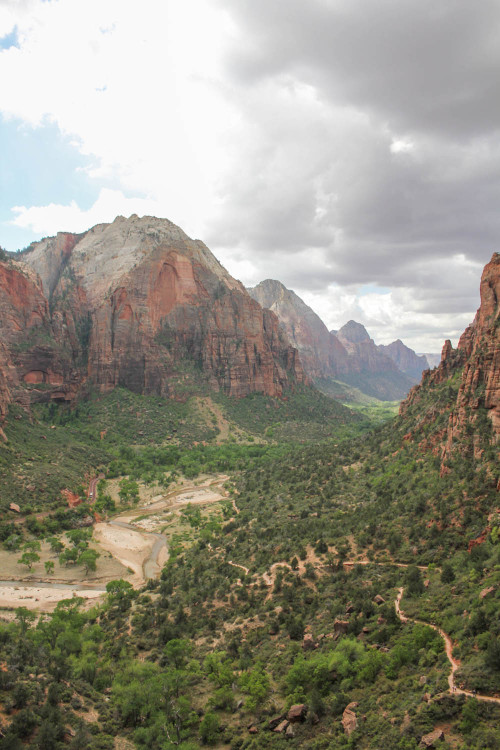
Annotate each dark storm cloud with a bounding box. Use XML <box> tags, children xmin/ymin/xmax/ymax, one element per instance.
<box><xmin>220</xmin><ymin>0</ymin><xmax>500</xmax><ymax>139</ymax></box>
<box><xmin>208</xmin><ymin>0</ymin><xmax>500</xmax><ymax>313</ymax></box>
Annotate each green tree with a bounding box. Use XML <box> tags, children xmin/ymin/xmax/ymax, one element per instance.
<box><xmin>18</xmin><ymin>551</ymin><xmax>39</xmax><ymax>570</ymax></box>
<box><xmin>15</xmin><ymin>606</ymin><xmax>36</xmax><ymax>635</ymax></box>
<box><xmin>199</xmin><ymin>711</ymin><xmax>219</xmax><ymax>745</ymax></box>
<box><xmin>44</xmin><ymin>560</ymin><xmax>55</xmax><ymax>575</ymax></box>
<box><xmin>441</xmin><ymin>562</ymin><xmax>455</xmax><ymax>583</ymax></box>
<box><xmin>78</xmin><ymin>549</ymin><xmax>100</xmax><ymax>574</ymax></box>
<box><xmin>47</xmin><ymin>536</ymin><xmax>64</xmax><ymax>555</ymax></box>
<box><xmin>405</xmin><ymin>565</ymin><xmax>424</xmax><ymax>596</ymax></box>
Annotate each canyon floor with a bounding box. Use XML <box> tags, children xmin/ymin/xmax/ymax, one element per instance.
<box><xmin>0</xmin><ymin>474</ymin><xmax>229</xmax><ymax>612</ymax></box>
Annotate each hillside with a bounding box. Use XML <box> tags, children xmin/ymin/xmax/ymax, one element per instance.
<box><xmin>0</xmin><ymin>251</ymin><xmax>498</xmax><ymax>750</ymax></box>
<box><xmin>0</xmin><ymin>215</ymin><xmax>307</xmax><ymax>435</ymax></box>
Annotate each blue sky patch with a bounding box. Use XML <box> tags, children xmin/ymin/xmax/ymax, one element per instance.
<box><xmin>0</xmin><ymin>26</ymin><xmax>20</xmax><ymax>51</ymax></box>
<box><xmin>358</xmin><ymin>284</ymin><xmax>391</xmax><ymax>296</ymax></box>
<box><xmin>0</xmin><ymin>117</ymin><xmax>100</xmax><ymax>251</ymax></box>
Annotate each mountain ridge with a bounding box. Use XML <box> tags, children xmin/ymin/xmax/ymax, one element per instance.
<box><xmin>249</xmin><ymin>279</ymin><xmax>420</xmax><ymax>401</ymax></box>
<box><xmin>0</xmin><ymin>216</ymin><xmax>308</xmax><ymax>432</ymax></box>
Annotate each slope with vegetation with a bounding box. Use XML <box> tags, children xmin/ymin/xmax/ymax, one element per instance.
<box><xmin>0</xmin><ymin>257</ymin><xmax>499</xmax><ymax>749</ymax></box>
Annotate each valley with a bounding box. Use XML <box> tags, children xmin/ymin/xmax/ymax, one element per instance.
<box><xmin>0</xmin><ymin>223</ymin><xmax>498</xmax><ymax>749</ymax></box>
<box><xmin>0</xmin><ymin>473</ymin><xmax>230</xmax><ymax>612</ymax></box>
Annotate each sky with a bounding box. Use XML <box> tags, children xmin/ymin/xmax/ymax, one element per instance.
<box><xmin>1</xmin><ymin>0</ymin><xmax>499</xmax><ymax>353</ymax></box>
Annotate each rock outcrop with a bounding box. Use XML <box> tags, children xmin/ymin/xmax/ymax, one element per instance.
<box><xmin>419</xmin><ymin>728</ymin><xmax>445</xmax><ymax>748</ymax></box>
<box><xmin>400</xmin><ymin>252</ymin><xmax>500</xmax><ymax>467</ymax></box>
<box><xmin>1</xmin><ymin>216</ymin><xmax>306</xmax><ymax>421</ymax></box>
<box><xmin>341</xmin><ymin>702</ymin><xmax>358</xmax><ymax>736</ymax></box>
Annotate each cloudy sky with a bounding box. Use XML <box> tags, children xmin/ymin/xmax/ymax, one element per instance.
<box><xmin>1</xmin><ymin>0</ymin><xmax>499</xmax><ymax>352</ymax></box>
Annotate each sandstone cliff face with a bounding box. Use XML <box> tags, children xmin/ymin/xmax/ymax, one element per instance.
<box><xmin>248</xmin><ymin>284</ymin><xmax>416</xmax><ymax>401</ymax></box>
<box><xmin>0</xmin><ymin>258</ymin><xmax>80</xmax><ymax>426</ymax></box>
<box><xmin>248</xmin><ymin>279</ymin><xmax>350</xmax><ymax>379</ymax></box>
<box><xmin>454</xmin><ymin>252</ymin><xmax>500</xmax><ymax>438</ymax></box>
<box><xmin>5</xmin><ymin>215</ymin><xmax>305</xmax><ymax>411</ymax></box>
<box><xmin>379</xmin><ymin>339</ymin><xmax>428</xmax><ymax>380</ymax></box>
<box><xmin>400</xmin><ymin>252</ymin><xmax>500</xmax><ymax>466</ymax></box>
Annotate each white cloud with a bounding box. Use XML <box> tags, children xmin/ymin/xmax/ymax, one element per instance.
<box><xmin>0</xmin><ymin>0</ymin><xmax>235</xmax><ymax>239</ymax></box>
<box><xmin>11</xmin><ymin>188</ymin><xmax>163</xmax><ymax>235</ymax></box>
<box><xmin>1</xmin><ymin>0</ymin><xmax>498</xmax><ymax>355</ymax></box>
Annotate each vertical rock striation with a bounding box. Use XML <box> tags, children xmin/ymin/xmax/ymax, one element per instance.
<box><xmin>400</xmin><ymin>252</ymin><xmax>500</xmax><ymax>467</ymax></box>
<box><xmin>1</xmin><ymin>215</ymin><xmax>305</xmax><ymax>420</ymax></box>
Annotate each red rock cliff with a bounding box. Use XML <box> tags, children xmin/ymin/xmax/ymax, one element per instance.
<box><xmin>400</xmin><ymin>252</ymin><xmax>500</xmax><ymax>466</ymax></box>
<box><xmin>13</xmin><ymin>215</ymin><xmax>305</xmax><ymax>404</ymax></box>
<box><xmin>0</xmin><ymin>258</ymin><xmax>80</xmax><ymax>421</ymax></box>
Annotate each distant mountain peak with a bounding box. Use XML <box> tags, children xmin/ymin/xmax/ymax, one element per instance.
<box><xmin>379</xmin><ymin>339</ymin><xmax>428</xmax><ymax>380</ymax></box>
<box><xmin>337</xmin><ymin>320</ymin><xmax>371</xmax><ymax>344</ymax></box>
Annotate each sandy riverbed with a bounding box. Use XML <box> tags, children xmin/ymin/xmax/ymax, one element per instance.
<box><xmin>0</xmin><ymin>474</ymin><xmax>228</xmax><ymax>613</ymax></box>
<box><xmin>0</xmin><ymin>584</ymin><xmax>104</xmax><ymax>612</ymax></box>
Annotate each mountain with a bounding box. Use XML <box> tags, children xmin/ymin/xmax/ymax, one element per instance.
<box><xmin>248</xmin><ymin>282</ymin><xmax>418</xmax><ymax>401</ymax></box>
<box><xmin>400</xmin><ymin>251</ymin><xmax>500</xmax><ymax>470</ymax></box>
<box><xmin>335</xmin><ymin>319</ymin><xmax>371</xmax><ymax>345</ymax></box>
<box><xmin>335</xmin><ymin>320</ymin><xmax>417</xmax><ymax>400</ymax></box>
<box><xmin>0</xmin><ymin>216</ymin><xmax>306</xmax><ymax>433</ymax></box>
<box><xmin>247</xmin><ymin>279</ymin><xmax>350</xmax><ymax>379</ymax></box>
<box><xmin>378</xmin><ymin>339</ymin><xmax>428</xmax><ymax>380</ymax></box>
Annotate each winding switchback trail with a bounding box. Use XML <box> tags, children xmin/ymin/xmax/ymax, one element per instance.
<box><xmin>395</xmin><ymin>587</ymin><xmax>500</xmax><ymax>705</ymax></box>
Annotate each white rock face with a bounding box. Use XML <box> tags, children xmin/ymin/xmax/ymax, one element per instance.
<box><xmin>22</xmin><ymin>214</ymin><xmax>243</xmax><ymax>308</ymax></box>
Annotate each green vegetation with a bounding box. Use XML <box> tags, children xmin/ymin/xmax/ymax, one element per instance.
<box><xmin>0</xmin><ymin>364</ymin><xmax>499</xmax><ymax>748</ymax></box>
<box><xmin>214</xmin><ymin>384</ymin><xmax>364</xmax><ymax>442</ymax></box>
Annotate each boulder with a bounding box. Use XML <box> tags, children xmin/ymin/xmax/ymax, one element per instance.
<box><xmin>267</xmin><ymin>715</ymin><xmax>285</xmax><ymax>730</ymax></box>
<box><xmin>341</xmin><ymin>702</ymin><xmax>358</xmax><ymax>736</ymax></box>
<box><xmin>373</xmin><ymin>594</ymin><xmax>385</xmax><ymax>605</ymax></box>
<box><xmin>273</xmin><ymin>720</ymin><xmax>289</xmax><ymax>734</ymax></box>
<box><xmin>400</xmin><ymin>712</ymin><xmax>411</xmax><ymax>734</ymax></box>
<box><xmin>419</xmin><ymin>728</ymin><xmax>445</xmax><ymax>748</ymax></box>
<box><xmin>333</xmin><ymin>619</ymin><xmax>349</xmax><ymax>635</ymax></box>
<box><xmin>302</xmin><ymin>633</ymin><xmax>317</xmax><ymax>651</ymax></box>
<box><xmin>287</xmin><ymin>704</ymin><xmax>307</xmax><ymax>723</ymax></box>
<box><xmin>479</xmin><ymin>586</ymin><xmax>495</xmax><ymax>600</ymax></box>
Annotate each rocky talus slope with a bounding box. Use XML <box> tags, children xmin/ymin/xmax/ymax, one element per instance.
<box><xmin>400</xmin><ymin>252</ymin><xmax>500</xmax><ymax>469</ymax></box>
<box><xmin>0</xmin><ymin>216</ymin><xmax>306</xmax><ymax>430</ymax></box>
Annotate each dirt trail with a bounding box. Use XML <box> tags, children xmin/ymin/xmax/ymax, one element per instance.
<box><xmin>343</xmin><ymin>559</ymin><xmax>437</xmax><ymax>572</ymax></box>
<box><xmin>395</xmin><ymin>587</ymin><xmax>500</xmax><ymax>705</ymax></box>
<box><xmin>227</xmin><ymin>561</ymin><xmax>249</xmax><ymax>575</ymax></box>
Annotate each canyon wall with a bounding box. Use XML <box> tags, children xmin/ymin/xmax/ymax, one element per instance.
<box><xmin>0</xmin><ymin>215</ymin><xmax>305</xmax><ymax>427</ymax></box>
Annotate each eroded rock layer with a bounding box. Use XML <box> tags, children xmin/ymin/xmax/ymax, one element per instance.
<box><xmin>400</xmin><ymin>252</ymin><xmax>500</xmax><ymax>466</ymax></box>
<box><xmin>0</xmin><ymin>215</ymin><xmax>305</xmax><ymax>422</ymax></box>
